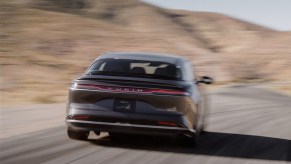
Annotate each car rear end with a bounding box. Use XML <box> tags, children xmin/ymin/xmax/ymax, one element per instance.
<box><xmin>66</xmin><ymin>55</ymin><xmax>198</xmax><ymax>139</ymax></box>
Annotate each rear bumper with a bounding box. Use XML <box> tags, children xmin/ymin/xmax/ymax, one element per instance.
<box><xmin>66</xmin><ymin>120</ymin><xmax>195</xmax><ymax>136</ymax></box>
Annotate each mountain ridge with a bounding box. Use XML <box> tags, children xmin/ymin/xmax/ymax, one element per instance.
<box><xmin>1</xmin><ymin>0</ymin><xmax>290</xmax><ymax>105</ymax></box>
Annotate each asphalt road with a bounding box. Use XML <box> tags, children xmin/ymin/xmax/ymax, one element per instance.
<box><xmin>1</xmin><ymin>86</ymin><xmax>291</xmax><ymax>164</ymax></box>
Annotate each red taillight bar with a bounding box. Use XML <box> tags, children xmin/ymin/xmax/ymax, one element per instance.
<box><xmin>149</xmin><ymin>89</ymin><xmax>187</xmax><ymax>95</ymax></box>
<box><xmin>158</xmin><ymin>121</ymin><xmax>178</xmax><ymax>127</ymax></box>
<box><xmin>67</xmin><ymin>115</ymin><xmax>90</xmax><ymax>120</ymax></box>
<box><xmin>74</xmin><ymin>84</ymin><xmax>189</xmax><ymax>96</ymax></box>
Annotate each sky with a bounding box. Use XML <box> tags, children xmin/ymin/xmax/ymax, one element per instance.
<box><xmin>143</xmin><ymin>0</ymin><xmax>291</xmax><ymax>31</ymax></box>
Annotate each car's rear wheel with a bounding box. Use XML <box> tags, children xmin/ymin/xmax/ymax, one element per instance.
<box><xmin>67</xmin><ymin>127</ymin><xmax>89</xmax><ymax>141</ymax></box>
<box><xmin>109</xmin><ymin>132</ymin><xmax>123</xmax><ymax>143</ymax></box>
<box><xmin>191</xmin><ymin>116</ymin><xmax>203</xmax><ymax>146</ymax></box>
<box><xmin>191</xmin><ymin>132</ymin><xmax>199</xmax><ymax>146</ymax></box>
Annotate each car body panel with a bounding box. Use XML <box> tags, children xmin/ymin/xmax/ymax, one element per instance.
<box><xmin>66</xmin><ymin>52</ymin><xmax>209</xmax><ymax>138</ymax></box>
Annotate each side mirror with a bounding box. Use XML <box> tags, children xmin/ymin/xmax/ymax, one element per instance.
<box><xmin>197</xmin><ymin>76</ymin><xmax>213</xmax><ymax>84</ymax></box>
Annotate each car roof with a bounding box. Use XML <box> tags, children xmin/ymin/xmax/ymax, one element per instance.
<box><xmin>97</xmin><ymin>52</ymin><xmax>186</xmax><ymax>65</ymax></box>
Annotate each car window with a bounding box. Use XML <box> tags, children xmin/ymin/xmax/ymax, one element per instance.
<box><xmin>86</xmin><ymin>58</ymin><xmax>182</xmax><ymax>80</ymax></box>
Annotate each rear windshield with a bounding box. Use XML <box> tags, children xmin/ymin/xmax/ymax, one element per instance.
<box><xmin>86</xmin><ymin>58</ymin><xmax>182</xmax><ymax>80</ymax></box>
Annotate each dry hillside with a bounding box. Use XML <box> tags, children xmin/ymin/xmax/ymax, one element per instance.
<box><xmin>0</xmin><ymin>0</ymin><xmax>290</xmax><ymax>106</ymax></box>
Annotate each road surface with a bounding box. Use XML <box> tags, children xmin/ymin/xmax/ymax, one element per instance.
<box><xmin>1</xmin><ymin>86</ymin><xmax>291</xmax><ymax>164</ymax></box>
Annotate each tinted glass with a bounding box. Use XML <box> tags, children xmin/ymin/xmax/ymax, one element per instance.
<box><xmin>86</xmin><ymin>58</ymin><xmax>182</xmax><ymax>80</ymax></box>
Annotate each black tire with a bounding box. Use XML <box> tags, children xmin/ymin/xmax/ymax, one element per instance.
<box><xmin>67</xmin><ymin>127</ymin><xmax>89</xmax><ymax>141</ymax></box>
<box><xmin>192</xmin><ymin>120</ymin><xmax>202</xmax><ymax>147</ymax></box>
<box><xmin>191</xmin><ymin>133</ymin><xmax>199</xmax><ymax>147</ymax></box>
<box><xmin>178</xmin><ymin>134</ymin><xmax>199</xmax><ymax>147</ymax></box>
<box><xmin>109</xmin><ymin>132</ymin><xmax>125</xmax><ymax>143</ymax></box>
<box><xmin>200</xmin><ymin>129</ymin><xmax>207</xmax><ymax>135</ymax></box>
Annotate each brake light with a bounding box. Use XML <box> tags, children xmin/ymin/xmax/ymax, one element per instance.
<box><xmin>67</xmin><ymin>115</ymin><xmax>90</xmax><ymax>120</ymax></box>
<box><xmin>73</xmin><ymin>84</ymin><xmax>188</xmax><ymax>96</ymax></box>
<box><xmin>158</xmin><ymin>121</ymin><xmax>178</xmax><ymax>127</ymax></box>
<box><xmin>149</xmin><ymin>89</ymin><xmax>188</xmax><ymax>95</ymax></box>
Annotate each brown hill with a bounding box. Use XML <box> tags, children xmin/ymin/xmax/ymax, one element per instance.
<box><xmin>0</xmin><ymin>0</ymin><xmax>290</xmax><ymax>105</ymax></box>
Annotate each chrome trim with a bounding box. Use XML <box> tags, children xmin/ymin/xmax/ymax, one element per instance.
<box><xmin>69</xmin><ymin>88</ymin><xmax>153</xmax><ymax>95</ymax></box>
<box><xmin>69</xmin><ymin>88</ymin><xmax>189</xmax><ymax>97</ymax></box>
<box><xmin>67</xmin><ymin>120</ymin><xmax>195</xmax><ymax>132</ymax></box>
